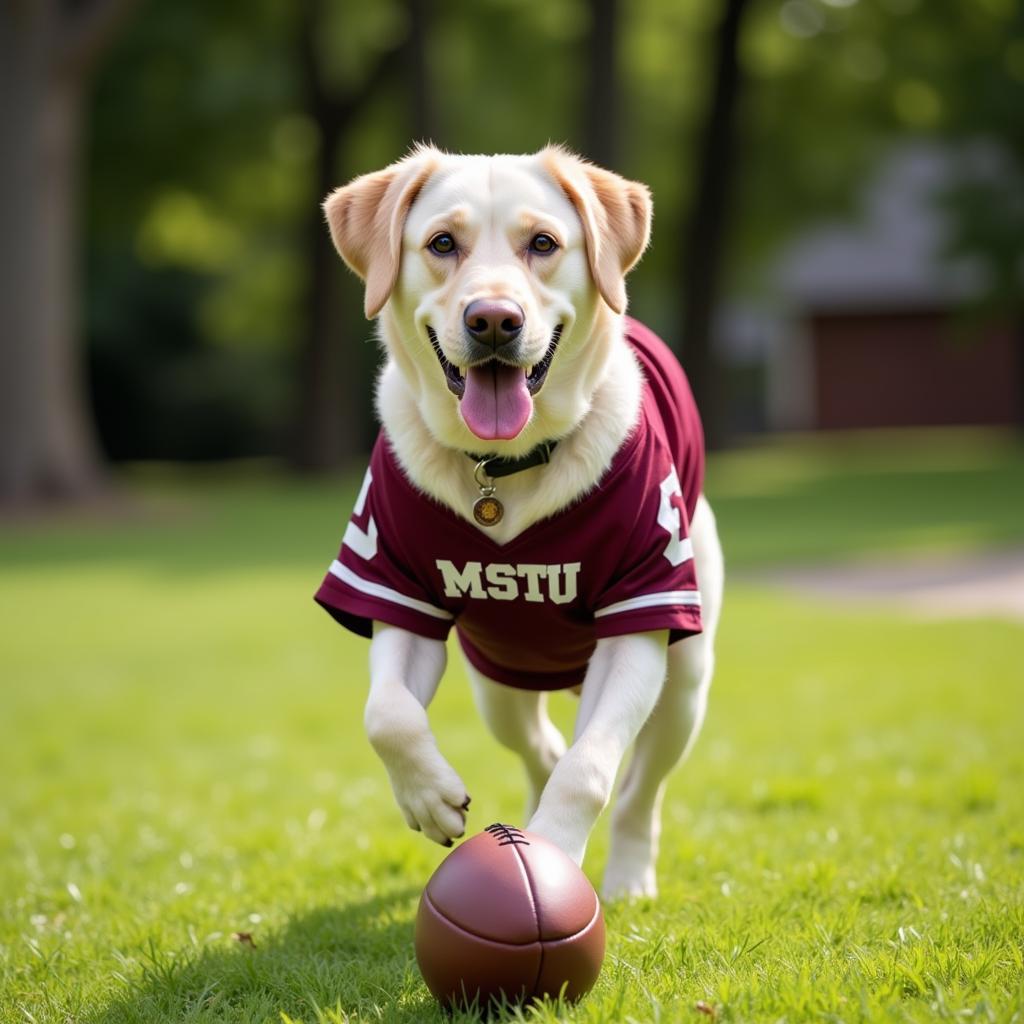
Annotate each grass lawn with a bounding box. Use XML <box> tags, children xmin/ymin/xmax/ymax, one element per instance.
<box><xmin>1</xmin><ymin>430</ymin><xmax>1022</xmax><ymax>1023</ymax></box>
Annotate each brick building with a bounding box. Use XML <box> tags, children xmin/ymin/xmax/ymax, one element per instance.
<box><xmin>754</xmin><ymin>144</ymin><xmax>1021</xmax><ymax>432</ymax></box>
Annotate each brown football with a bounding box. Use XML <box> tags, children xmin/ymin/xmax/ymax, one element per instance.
<box><xmin>414</xmin><ymin>823</ymin><xmax>606</xmax><ymax>1009</ymax></box>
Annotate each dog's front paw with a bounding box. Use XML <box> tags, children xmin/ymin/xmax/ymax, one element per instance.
<box><xmin>383</xmin><ymin>740</ymin><xmax>470</xmax><ymax>847</ymax></box>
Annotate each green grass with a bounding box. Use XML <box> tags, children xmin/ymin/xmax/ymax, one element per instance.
<box><xmin>2</xmin><ymin>430</ymin><xmax>1023</xmax><ymax>1023</ymax></box>
<box><xmin>709</xmin><ymin>428</ymin><xmax>1024</xmax><ymax>566</ymax></box>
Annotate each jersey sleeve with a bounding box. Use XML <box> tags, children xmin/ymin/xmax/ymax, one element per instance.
<box><xmin>592</xmin><ymin>464</ymin><xmax>703</xmax><ymax>644</ymax></box>
<box><xmin>314</xmin><ymin>451</ymin><xmax>454</xmax><ymax>642</ymax></box>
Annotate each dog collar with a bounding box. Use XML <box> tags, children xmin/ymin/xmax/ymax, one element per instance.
<box><xmin>465</xmin><ymin>441</ymin><xmax>557</xmax><ymax>528</ymax></box>
<box><xmin>465</xmin><ymin>441</ymin><xmax>558</xmax><ymax>479</ymax></box>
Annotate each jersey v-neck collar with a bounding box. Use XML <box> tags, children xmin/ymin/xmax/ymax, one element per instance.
<box><xmin>381</xmin><ymin>414</ymin><xmax>647</xmax><ymax>552</ymax></box>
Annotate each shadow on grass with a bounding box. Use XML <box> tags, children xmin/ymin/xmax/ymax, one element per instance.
<box><xmin>92</xmin><ymin>888</ymin><xmax>454</xmax><ymax>1024</ymax></box>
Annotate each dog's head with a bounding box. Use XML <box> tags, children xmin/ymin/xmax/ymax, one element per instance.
<box><xmin>324</xmin><ymin>145</ymin><xmax>651</xmax><ymax>453</ymax></box>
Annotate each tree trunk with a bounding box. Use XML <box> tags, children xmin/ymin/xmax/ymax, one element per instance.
<box><xmin>0</xmin><ymin>6</ymin><xmax>99</xmax><ymax>501</ymax></box>
<box><xmin>291</xmin><ymin>104</ymin><xmax>355</xmax><ymax>472</ymax></box>
<box><xmin>0</xmin><ymin>0</ymin><xmax>134</xmax><ymax>504</ymax></box>
<box><xmin>677</xmin><ymin>0</ymin><xmax>751</xmax><ymax>449</ymax></box>
<box><xmin>290</xmin><ymin>0</ymin><xmax>429</xmax><ymax>473</ymax></box>
<box><xmin>406</xmin><ymin>0</ymin><xmax>436</xmax><ymax>144</ymax></box>
<box><xmin>583</xmin><ymin>0</ymin><xmax>619</xmax><ymax>167</ymax></box>
<box><xmin>1017</xmin><ymin>313</ymin><xmax>1024</xmax><ymax>432</ymax></box>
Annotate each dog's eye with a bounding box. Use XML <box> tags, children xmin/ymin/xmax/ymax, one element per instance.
<box><xmin>529</xmin><ymin>233</ymin><xmax>558</xmax><ymax>254</ymax></box>
<box><xmin>428</xmin><ymin>233</ymin><xmax>456</xmax><ymax>256</ymax></box>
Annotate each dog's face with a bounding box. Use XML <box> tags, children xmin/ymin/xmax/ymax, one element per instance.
<box><xmin>324</xmin><ymin>146</ymin><xmax>651</xmax><ymax>453</ymax></box>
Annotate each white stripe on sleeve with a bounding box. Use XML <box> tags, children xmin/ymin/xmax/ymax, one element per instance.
<box><xmin>594</xmin><ymin>590</ymin><xmax>702</xmax><ymax>619</ymax></box>
<box><xmin>328</xmin><ymin>560</ymin><xmax>453</xmax><ymax>621</ymax></box>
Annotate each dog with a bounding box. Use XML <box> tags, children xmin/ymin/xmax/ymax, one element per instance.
<box><xmin>314</xmin><ymin>145</ymin><xmax>724</xmax><ymax>899</ymax></box>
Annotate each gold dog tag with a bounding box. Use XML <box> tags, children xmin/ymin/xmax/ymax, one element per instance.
<box><xmin>472</xmin><ymin>459</ymin><xmax>503</xmax><ymax>527</ymax></box>
<box><xmin>473</xmin><ymin>493</ymin><xmax>504</xmax><ymax>527</ymax></box>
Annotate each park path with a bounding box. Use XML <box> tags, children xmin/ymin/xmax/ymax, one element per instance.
<box><xmin>757</xmin><ymin>548</ymin><xmax>1024</xmax><ymax>622</ymax></box>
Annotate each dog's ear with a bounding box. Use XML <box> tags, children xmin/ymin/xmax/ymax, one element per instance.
<box><xmin>541</xmin><ymin>147</ymin><xmax>651</xmax><ymax>315</ymax></box>
<box><xmin>323</xmin><ymin>147</ymin><xmax>440</xmax><ymax>319</ymax></box>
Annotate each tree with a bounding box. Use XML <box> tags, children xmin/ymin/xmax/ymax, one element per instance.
<box><xmin>0</xmin><ymin>0</ymin><xmax>135</xmax><ymax>503</ymax></box>
<box><xmin>583</xmin><ymin>0</ymin><xmax>619</xmax><ymax>168</ymax></box>
<box><xmin>676</xmin><ymin>0</ymin><xmax>752</xmax><ymax>448</ymax></box>
<box><xmin>291</xmin><ymin>0</ymin><xmax>433</xmax><ymax>472</ymax></box>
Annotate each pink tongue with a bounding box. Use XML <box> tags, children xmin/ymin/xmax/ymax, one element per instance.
<box><xmin>460</xmin><ymin>363</ymin><xmax>533</xmax><ymax>440</ymax></box>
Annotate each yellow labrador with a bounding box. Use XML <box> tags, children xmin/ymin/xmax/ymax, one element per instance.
<box><xmin>316</xmin><ymin>145</ymin><xmax>724</xmax><ymax>899</ymax></box>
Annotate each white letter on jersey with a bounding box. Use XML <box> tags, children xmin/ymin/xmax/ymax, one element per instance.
<box><xmin>516</xmin><ymin>564</ymin><xmax>547</xmax><ymax>603</ymax></box>
<box><xmin>657</xmin><ymin>467</ymin><xmax>694</xmax><ymax>567</ymax></box>
<box><xmin>436</xmin><ymin>560</ymin><xmax>486</xmax><ymax>599</ymax></box>
<box><xmin>546</xmin><ymin>562</ymin><xmax>580</xmax><ymax>605</ymax></box>
<box><xmin>485</xmin><ymin>563</ymin><xmax>519</xmax><ymax>600</ymax></box>
<box><xmin>343</xmin><ymin>468</ymin><xmax>378</xmax><ymax>560</ymax></box>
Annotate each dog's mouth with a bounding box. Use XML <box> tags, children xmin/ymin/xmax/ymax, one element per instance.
<box><xmin>426</xmin><ymin>325</ymin><xmax>563</xmax><ymax>441</ymax></box>
<box><xmin>427</xmin><ymin>325</ymin><xmax>563</xmax><ymax>400</ymax></box>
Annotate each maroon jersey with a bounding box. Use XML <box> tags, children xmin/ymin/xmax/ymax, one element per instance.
<box><xmin>315</xmin><ymin>318</ymin><xmax>705</xmax><ymax>691</ymax></box>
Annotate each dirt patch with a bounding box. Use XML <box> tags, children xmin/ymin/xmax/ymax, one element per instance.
<box><xmin>757</xmin><ymin>549</ymin><xmax>1024</xmax><ymax>622</ymax></box>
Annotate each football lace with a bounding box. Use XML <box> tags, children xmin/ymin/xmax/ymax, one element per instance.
<box><xmin>484</xmin><ymin>822</ymin><xmax>531</xmax><ymax>846</ymax></box>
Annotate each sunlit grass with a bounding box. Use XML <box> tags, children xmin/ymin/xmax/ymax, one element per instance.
<box><xmin>709</xmin><ymin>428</ymin><xmax>1024</xmax><ymax>566</ymax></box>
<box><xmin>1</xmin><ymin>430</ymin><xmax>1022</xmax><ymax>1023</ymax></box>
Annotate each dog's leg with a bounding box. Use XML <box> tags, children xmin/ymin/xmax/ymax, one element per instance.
<box><xmin>603</xmin><ymin>495</ymin><xmax>725</xmax><ymax>899</ymax></box>
<box><xmin>365</xmin><ymin>622</ymin><xmax>470</xmax><ymax>846</ymax></box>
<box><xmin>526</xmin><ymin>631</ymin><xmax>668</xmax><ymax>866</ymax></box>
<box><xmin>464</xmin><ymin>662</ymin><xmax>567</xmax><ymax>822</ymax></box>
<box><xmin>600</xmin><ymin>633</ymin><xmax>712</xmax><ymax>899</ymax></box>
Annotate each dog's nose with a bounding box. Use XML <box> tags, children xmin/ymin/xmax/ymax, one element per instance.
<box><xmin>463</xmin><ymin>299</ymin><xmax>524</xmax><ymax>348</ymax></box>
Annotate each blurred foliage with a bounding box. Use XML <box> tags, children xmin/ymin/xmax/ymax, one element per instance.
<box><xmin>83</xmin><ymin>0</ymin><xmax>1024</xmax><ymax>461</ymax></box>
<box><xmin>85</xmin><ymin>0</ymin><xmax>303</xmax><ymax>459</ymax></box>
<box><xmin>734</xmin><ymin>0</ymin><xmax>1024</xmax><ymax>302</ymax></box>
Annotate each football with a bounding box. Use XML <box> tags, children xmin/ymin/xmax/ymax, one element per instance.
<box><xmin>414</xmin><ymin>823</ymin><xmax>606</xmax><ymax>1009</ymax></box>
